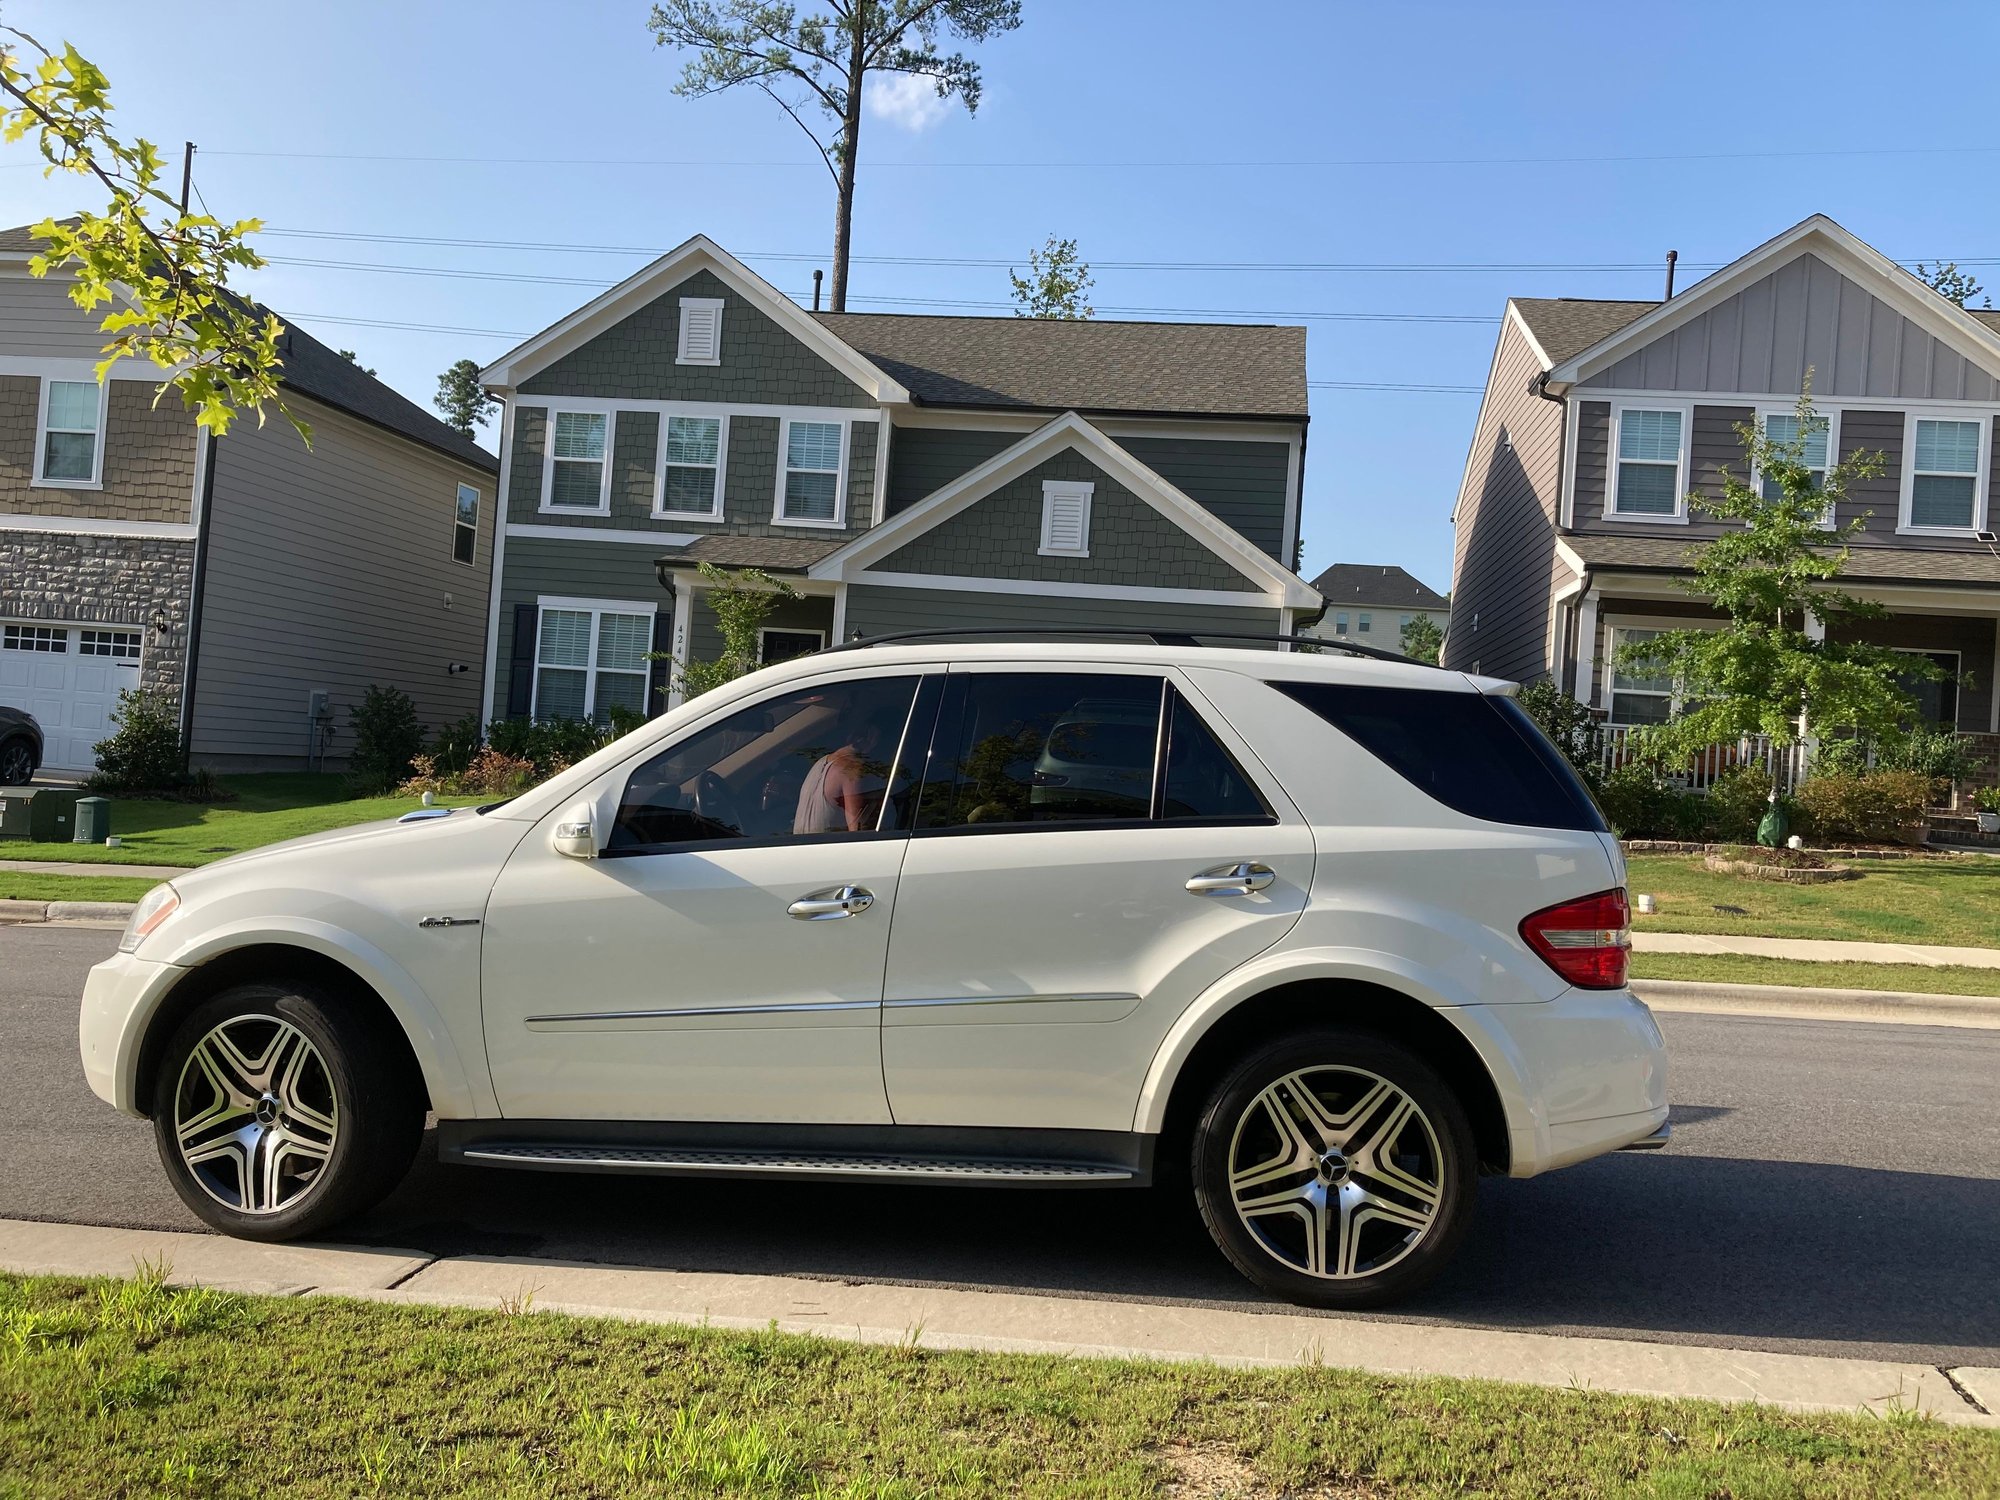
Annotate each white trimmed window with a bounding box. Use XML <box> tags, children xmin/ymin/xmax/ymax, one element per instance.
<box><xmin>1332</xmin><ymin>612</ymin><xmax>1349</xmax><ymax>635</ymax></box>
<box><xmin>1357</xmin><ymin>611</ymin><xmax>1372</xmax><ymax>635</ymax></box>
<box><xmin>1903</xmin><ymin>415</ymin><xmax>1986</xmax><ymax>532</ymax></box>
<box><xmin>533</xmin><ymin>602</ymin><xmax>653</xmax><ymax>723</ymax></box>
<box><xmin>759</xmin><ymin>627</ymin><xmax>825</xmax><ymax>665</ymax></box>
<box><xmin>659</xmin><ymin>414</ymin><xmax>726</xmax><ymax>517</ymax></box>
<box><xmin>1610</xmin><ymin>406</ymin><xmax>1687</xmax><ymax>519</ymax></box>
<box><xmin>1038</xmin><ymin>480</ymin><xmax>1093</xmax><ymax>556</ymax></box>
<box><xmin>1758</xmin><ymin>410</ymin><xmax>1836</xmax><ymax>526</ymax></box>
<box><xmin>778</xmin><ymin>419</ymin><xmax>845</xmax><ymax>524</ymax></box>
<box><xmin>3</xmin><ymin>624</ymin><xmax>66</xmax><ymax>653</ymax></box>
<box><xmin>79</xmin><ymin>629</ymin><xmax>141</xmax><ymax>659</ymax></box>
<box><xmin>453</xmin><ymin>483</ymin><xmax>480</xmax><ymax>565</ymax></box>
<box><xmin>677</xmin><ymin>298</ymin><xmax>724</xmax><ymax>365</ymax></box>
<box><xmin>1607</xmin><ymin>625</ymin><xmax>1679</xmax><ymax>725</ymax></box>
<box><xmin>546</xmin><ymin>411</ymin><xmax>611</xmax><ymax>511</ymax></box>
<box><xmin>35</xmin><ymin>378</ymin><xmax>106</xmax><ymax>486</ymax></box>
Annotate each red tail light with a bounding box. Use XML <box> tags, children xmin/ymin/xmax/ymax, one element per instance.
<box><xmin>1519</xmin><ymin>889</ymin><xmax>1631</xmax><ymax>990</ymax></box>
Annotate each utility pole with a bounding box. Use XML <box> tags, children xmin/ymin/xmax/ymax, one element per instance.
<box><xmin>179</xmin><ymin>141</ymin><xmax>196</xmax><ymax>215</ymax></box>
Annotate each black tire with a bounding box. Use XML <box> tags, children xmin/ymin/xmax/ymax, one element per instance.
<box><xmin>1191</xmin><ymin>1027</ymin><xmax>1476</xmax><ymax>1309</ymax></box>
<box><xmin>151</xmin><ymin>980</ymin><xmax>422</xmax><ymax>1242</ymax></box>
<box><xmin>0</xmin><ymin>735</ymin><xmax>35</xmax><ymax>785</ymax></box>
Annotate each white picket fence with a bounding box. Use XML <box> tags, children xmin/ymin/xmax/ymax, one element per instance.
<box><xmin>1596</xmin><ymin>727</ymin><xmax>1812</xmax><ymax>794</ymax></box>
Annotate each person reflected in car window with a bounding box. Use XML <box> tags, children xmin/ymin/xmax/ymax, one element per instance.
<box><xmin>792</xmin><ymin>714</ymin><xmax>894</xmax><ymax>835</ymax></box>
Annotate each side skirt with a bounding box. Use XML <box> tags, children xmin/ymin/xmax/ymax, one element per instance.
<box><xmin>436</xmin><ymin>1119</ymin><xmax>1156</xmax><ymax>1189</ymax></box>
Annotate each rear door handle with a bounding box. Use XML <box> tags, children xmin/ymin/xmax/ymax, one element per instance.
<box><xmin>788</xmin><ymin>884</ymin><xmax>875</xmax><ymax>920</ymax></box>
<box><xmin>1186</xmin><ymin>862</ymin><xmax>1276</xmax><ymax>897</ymax></box>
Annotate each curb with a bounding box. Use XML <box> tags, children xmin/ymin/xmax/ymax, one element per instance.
<box><xmin>0</xmin><ymin>1218</ymin><xmax>1991</xmax><ymax>1427</ymax></box>
<box><xmin>0</xmin><ymin>898</ymin><xmax>137</xmax><ymax>927</ymax></box>
<box><xmin>1633</xmin><ymin>978</ymin><xmax>2000</xmax><ymax>1029</ymax></box>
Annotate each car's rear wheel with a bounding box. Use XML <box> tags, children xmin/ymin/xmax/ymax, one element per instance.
<box><xmin>0</xmin><ymin>735</ymin><xmax>35</xmax><ymax>785</ymax></box>
<box><xmin>151</xmin><ymin>981</ymin><xmax>422</xmax><ymax>1242</ymax></box>
<box><xmin>1191</xmin><ymin>1027</ymin><xmax>1476</xmax><ymax>1308</ymax></box>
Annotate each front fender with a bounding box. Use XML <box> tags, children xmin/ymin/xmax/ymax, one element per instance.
<box><xmin>1129</xmin><ymin>946</ymin><xmax>1544</xmax><ymax>1154</ymax></box>
<box><xmin>148</xmin><ymin>918</ymin><xmax>491</xmax><ymax>1119</ymax></box>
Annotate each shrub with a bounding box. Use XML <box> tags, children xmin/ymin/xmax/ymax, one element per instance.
<box><xmin>346</xmin><ymin>686</ymin><xmax>424</xmax><ymax>794</ymax></box>
<box><xmin>1793</xmin><ymin>770</ymin><xmax>1932</xmax><ymax>845</ymax></box>
<box><xmin>88</xmin><ymin>689</ymin><xmax>185</xmax><ymax>795</ymax></box>
<box><xmin>429</xmin><ymin>712</ymin><xmax>484</xmax><ymax>776</ymax></box>
<box><xmin>1701</xmin><ymin>765</ymin><xmax>1776</xmax><ymax>843</ymax></box>
<box><xmin>1597</xmin><ymin>762</ymin><xmax>1704</xmax><ymax>840</ymax></box>
<box><xmin>1514</xmin><ymin>679</ymin><xmax>1603</xmax><ymax>791</ymax></box>
<box><xmin>458</xmin><ymin>746</ymin><xmax>536</xmax><ymax>796</ymax></box>
<box><xmin>1975</xmin><ymin>786</ymin><xmax>2000</xmax><ymax>814</ymax></box>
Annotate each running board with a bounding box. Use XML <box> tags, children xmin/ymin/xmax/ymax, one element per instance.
<box><xmin>458</xmin><ymin>1143</ymin><xmax>1136</xmax><ymax>1185</ymax></box>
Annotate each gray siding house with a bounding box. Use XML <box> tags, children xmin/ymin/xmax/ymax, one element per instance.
<box><xmin>0</xmin><ymin>225</ymin><xmax>499</xmax><ymax>773</ymax></box>
<box><xmin>1445</xmin><ymin>214</ymin><xmax>2000</xmax><ymax>742</ymax></box>
<box><xmin>475</xmin><ymin>236</ymin><xmax>1318</xmax><ymax>723</ymax></box>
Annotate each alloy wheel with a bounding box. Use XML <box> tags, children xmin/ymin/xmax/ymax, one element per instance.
<box><xmin>0</xmin><ymin>740</ymin><xmax>31</xmax><ymax>784</ymax></box>
<box><xmin>172</xmin><ymin>1015</ymin><xmax>339</xmax><ymax>1214</ymax></box>
<box><xmin>1227</xmin><ymin>1065</ymin><xmax>1444</xmax><ymax>1280</ymax></box>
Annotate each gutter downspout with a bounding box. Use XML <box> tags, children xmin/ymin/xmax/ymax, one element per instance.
<box><xmin>1531</xmin><ymin>369</ymin><xmax>1575</xmax><ymax>686</ymax></box>
<box><xmin>179</xmin><ymin>430</ymin><xmax>219</xmax><ymax>771</ymax></box>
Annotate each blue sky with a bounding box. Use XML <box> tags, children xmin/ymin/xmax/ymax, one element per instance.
<box><xmin>9</xmin><ymin>1</ymin><xmax>2000</xmax><ymax>587</ymax></box>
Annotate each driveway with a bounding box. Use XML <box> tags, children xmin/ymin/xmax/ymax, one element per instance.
<box><xmin>5</xmin><ymin>924</ymin><xmax>1996</xmax><ymax>1368</ymax></box>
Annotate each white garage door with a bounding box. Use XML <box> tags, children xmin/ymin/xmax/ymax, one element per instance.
<box><xmin>0</xmin><ymin>622</ymin><xmax>145</xmax><ymax>773</ymax></box>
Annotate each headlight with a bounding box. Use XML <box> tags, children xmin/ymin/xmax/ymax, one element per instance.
<box><xmin>118</xmin><ymin>884</ymin><xmax>180</xmax><ymax>954</ymax></box>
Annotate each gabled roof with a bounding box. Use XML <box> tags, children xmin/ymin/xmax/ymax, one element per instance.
<box><xmin>478</xmin><ymin>234</ymin><xmax>909</xmax><ymax>402</ymax></box>
<box><xmin>812</xmin><ymin>312</ymin><xmax>1308</xmax><ymax>419</ymax></box>
<box><xmin>1308</xmin><ymin>563</ymin><xmax>1448</xmax><ymax>610</ymax></box>
<box><xmin>1510</xmin><ymin>299</ymin><xmax>1660</xmax><ymax>369</ymax></box>
<box><xmin>811</xmin><ymin>410</ymin><xmax>1320</xmax><ymax>608</ymax></box>
<box><xmin>0</xmin><ymin>220</ymin><xmax>495</xmax><ymax>471</ymax></box>
<box><xmin>1542</xmin><ymin>214</ymin><xmax>2000</xmax><ymax>388</ymax></box>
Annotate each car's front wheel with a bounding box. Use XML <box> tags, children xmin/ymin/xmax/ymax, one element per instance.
<box><xmin>151</xmin><ymin>981</ymin><xmax>422</xmax><ymax>1241</ymax></box>
<box><xmin>1192</xmin><ymin>1027</ymin><xmax>1476</xmax><ymax>1308</ymax></box>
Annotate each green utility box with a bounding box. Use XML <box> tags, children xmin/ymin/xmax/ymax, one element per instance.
<box><xmin>0</xmin><ymin>788</ymin><xmax>89</xmax><ymax>841</ymax></box>
<box><xmin>73</xmin><ymin>796</ymin><xmax>110</xmax><ymax>845</ymax></box>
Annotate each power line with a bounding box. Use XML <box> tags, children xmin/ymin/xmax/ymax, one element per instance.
<box><xmin>1308</xmin><ymin>381</ymin><xmax>1484</xmax><ymax>394</ymax></box>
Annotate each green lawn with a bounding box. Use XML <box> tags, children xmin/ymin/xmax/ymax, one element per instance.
<box><xmin>0</xmin><ymin>1272</ymin><xmax>1993</xmax><ymax>1499</ymax></box>
<box><xmin>0</xmin><ymin>872</ymin><xmax>164</xmax><ymax>904</ymax></box>
<box><xmin>1627</xmin><ymin>853</ymin><xmax>2000</xmax><ymax>948</ymax></box>
<box><xmin>0</xmin><ymin>774</ymin><xmax>482</xmax><ymax>869</ymax></box>
<box><xmin>1632</xmin><ymin>952</ymin><xmax>2000</xmax><ymax>997</ymax></box>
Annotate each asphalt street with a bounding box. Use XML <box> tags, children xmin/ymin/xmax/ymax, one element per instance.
<box><xmin>4</xmin><ymin>924</ymin><xmax>1995</xmax><ymax>1367</ymax></box>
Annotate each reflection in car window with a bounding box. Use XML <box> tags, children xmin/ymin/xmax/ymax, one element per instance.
<box><xmin>608</xmin><ymin>676</ymin><xmax>923</xmax><ymax>851</ymax></box>
<box><xmin>1161</xmin><ymin>690</ymin><xmax>1272</xmax><ymax>821</ymax></box>
<box><xmin>914</xmin><ymin>674</ymin><xmax>1163</xmax><ymax>829</ymax></box>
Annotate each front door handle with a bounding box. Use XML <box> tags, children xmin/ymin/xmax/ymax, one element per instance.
<box><xmin>1186</xmin><ymin>862</ymin><xmax>1276</xmax><ymax>898</ymax></box>
<box><xmin>788</xmin><ymin>884</ymin><xmax>875</xmax><ymax>920</ymax></box>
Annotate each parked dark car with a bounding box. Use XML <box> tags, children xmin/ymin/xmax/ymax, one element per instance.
<box><xmin>0</xmin><ymin>706</ymin><xmax>43</xmax><ymax>784</ymax></box>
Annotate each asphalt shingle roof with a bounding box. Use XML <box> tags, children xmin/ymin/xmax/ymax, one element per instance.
<box><xmin>1</xmin><ymin>221</ymin><xmax>495</xmax><ymax>471</ymax></box>
<box><xmin>1308</xmin><ymin>563</ymin><xmax>1449</xmax><ymax>609</ymax></box>
<box><xmin>1566</xmin><ymin>532</ymin><xmax>2000</xmax><ymax>587</ymax></box>
<box><xmin>813</xmin><ymin>311</ymin><xmax>1308</xmax><ymax>419</ymax></box>
<box><xmin>1509</xmin><ymin>298</ymin><xmax>1662</xmax><ymax>368</ymax></box>
<box><xmin>655</xmin><ymin>535</ymin><xmax>847</xmax><ymax>573</ymax></box>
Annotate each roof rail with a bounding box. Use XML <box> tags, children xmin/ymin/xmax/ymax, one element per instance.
<box><xmin>820</xmin><ymin>624</ymin><xmax>1430</xmax><ymax>666</ymax></box>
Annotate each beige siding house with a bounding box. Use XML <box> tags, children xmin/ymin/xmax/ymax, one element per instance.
<box><xmin>0</xmin><ymin>224</ymin><xmax>498</xmax><ymax>775</ymax></box>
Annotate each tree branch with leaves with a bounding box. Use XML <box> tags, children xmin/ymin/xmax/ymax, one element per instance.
<box><xmin>0</xmin><ymin>24</ymin><xmax>296</xmax><ymax>438</ymax></box>
<box><xmin>1009</xmin><ymin>234</ymin><xmax>1094</xmax><ymax>319</ymax></box>
<box><xmin>666</xmin><ymin>563</ymin><xmax>804</xmax><ymax>701</ymax></box>
<box><xmin>648</xmin><ymin>1</ymin><xmax>1023</xmax><ymax>311</ymax></box>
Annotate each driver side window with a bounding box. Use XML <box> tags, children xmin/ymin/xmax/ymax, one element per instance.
<box><xmin>607</xmin><ymin>675</ymin><xmax>926</xmax><ymax>853</ymax></box>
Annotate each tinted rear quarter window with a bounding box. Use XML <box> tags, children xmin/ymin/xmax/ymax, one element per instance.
<box><xmin>1270</xmin><ymin>681</ymin><xmax>1606</xmax><ymax>832</ymax></box>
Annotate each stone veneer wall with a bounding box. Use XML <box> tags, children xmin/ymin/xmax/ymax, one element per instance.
<box><xmin>0</xmin><ymin>532</ymin><xmax>194</xmax><ymax>704</ymax></box>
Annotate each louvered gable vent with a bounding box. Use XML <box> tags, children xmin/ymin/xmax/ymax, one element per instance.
<box><xmin>1039</xmin><ymin>480</ymin><xmax>1093</xmax><ymax>557</ymax></box>
<box><xmin>677</xmin><ymin>297</ymin><xmax>724</xmax><ymax>365</ymax></box>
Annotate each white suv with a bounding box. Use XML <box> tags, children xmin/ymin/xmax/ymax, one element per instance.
<box><xmin>80</xmin><ymin>640</ymin><xmax>1666</xmax><ymax>1308</ymax></box>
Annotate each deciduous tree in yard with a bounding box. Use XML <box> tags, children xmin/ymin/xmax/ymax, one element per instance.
<box><xmin>1399</xmin><ymin>615</ymin><xmax>1443</xmax><ymax>665</ymax></box>
<box><xmin>0</xmin><ymin>24</ymin><xmax>293</xmax><ymax>437</ymax></box>
<box><xmin>1009</xmin><ymin>235</ymin><xmax>1094</xmax><ymax>319</ymax></box>
<box><xmin>648</xmin><ymin>0</ymin><xmax>1023</xmax><ymax>311</ymax></box>
<box><xmin>1617</xmin><ymin>386</ymin><xmax>1933</xmax><ymax>777</ymax></box>
<box><xmin>435</xmin><ymin>357</ymin><xmax>500</xmax><ymax>438</ymax></box>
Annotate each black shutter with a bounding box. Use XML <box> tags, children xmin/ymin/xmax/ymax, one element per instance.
<box><xmin>648</xmin><ymin>606</ymin><xmax>675</xmax><ymax>718</ymax></box>
<box><xmin>506</xmin><ymin>603</ymin><xmax>537</xmax><ymax>719</ymax></box>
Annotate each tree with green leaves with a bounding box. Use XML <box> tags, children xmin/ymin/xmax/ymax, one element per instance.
<box><xmin>336</xmin><ymin>349</ymin><xmax>377</xmax><ymax>378</ymax></box>
<box><xmin>1616</xmin><ymin>386</ymin><xmax>1933</xmax><ymax>768</ymax></box>
<box><xmin>1916</xmin><ymin>260</ymin><xmax>1990</xmax><ymax>309</ymax></box>
<box><xmin>669</xmin><ymin>563</ymin><xmax>803</xmax><ymax>701</ymax></box>
<box><xmin>1009</xmin><ymin>234</ymin><xmax>1094</xmax><ymax>319</ymax></box>
<box><xmin>648</xmin><ymin>1</ymin><xmax>1023</xmax><ymax>311</ymax></box>
<box><xmin>1399</xmin><ymin>615</ymin><xmax>1443</xmax><ymax>666</ymax></box>
<box><xmin>0</xmin><ymin>25</ymin><xmax>293</xmax><ymax>438</ymax></box>
<box><xmin>435</xmin><ymin>357</ymin><xmax>499</xmax><ymax>439</ymax></box>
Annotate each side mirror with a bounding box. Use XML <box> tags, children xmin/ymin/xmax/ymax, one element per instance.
<box><xmin>552</xmin><ymin>803</ymin><xmax>598</xmax><ymax>861</ymax></box>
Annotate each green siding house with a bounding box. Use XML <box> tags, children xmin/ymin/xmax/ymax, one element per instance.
<box><xmin>476</xmin><ymin>236</ymin><xmax>1319</xmax><ymax>721</ymax></box>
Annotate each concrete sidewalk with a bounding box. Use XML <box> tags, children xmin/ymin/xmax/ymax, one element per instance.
<box><xmin>0</xmin><ymin>1217</ymin><xmax>1991</xmax><ymax>1426</ymax></box>
<box><xmin>1633</xmin><ymin>930</ymin><xmax>2000</xmax><ymax>968</ymax></box>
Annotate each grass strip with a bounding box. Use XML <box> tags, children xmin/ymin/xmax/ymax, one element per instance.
<box><xmin>0</xmin><ymin>872</ymin><xmax>162</xmax><ymax>904</ymax></box>
<box><xmin>1632</xmin><ymin>953</ymin><xmax>2000</xmax><ymax>997</ymax></box>
<box><xmin>1626</xmin><ymin>854</ymin><xmax>2000</xmax><ymax>949</ymax></box>
<box><xmin>1</xmin><ymin>1269</ymin><xmax>1995</xmax><ymax>1498</ymax></box>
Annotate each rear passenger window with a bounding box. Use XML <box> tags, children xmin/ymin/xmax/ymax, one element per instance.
<box><xmin>1270</xmin><ymin>681</ymin><xmax>1607</xmax><ymax>833</ymax></box>
<box><xmin>915</xmin><ymin>674</ymin><xmax>1160</xmax><ymax>829</ymax></box>
<box><xmin>1162</xmin><ymin>690</ymin><xmax>1271</xmax><ymax>822</ymax></box>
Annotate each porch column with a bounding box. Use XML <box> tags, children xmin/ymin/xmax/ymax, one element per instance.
<box><xmin>666</xmin><ymin>575</ymin><xmax>697</xmax><ymax>710</ymax></box>
<box><xmin>1573</xmin><ymin>591</ymin><xmax>1601</xmax><ymax>707</ymax></box>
